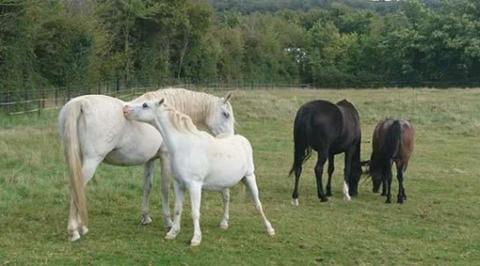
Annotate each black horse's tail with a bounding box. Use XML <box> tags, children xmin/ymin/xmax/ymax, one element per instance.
<box><xmin>289</xmin><ymin>110</ymin><xmax>312</xmax><ymax>177</ymax></box>
<box><xmin>383</xmin><ymin>120</ymin><xmax>402</xmax><ymax>162</ymax></box>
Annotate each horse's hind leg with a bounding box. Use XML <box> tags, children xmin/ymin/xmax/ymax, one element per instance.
<box><xmin>159</xmin><ymin>150</ymin><xmax>173</xmax><ymax>229</ymax></box>
<box><xmin>291</xmin><ymin>165</ymin><xmax>302</xmax><ymax>206</ymax></box>
<box><xmin>396</xmin><ymin>162</ymin><xmax>406</xmax><ymax>203</ymax></box>
<box><xmin>219</xmin><ymin>188</ymin><xmax>230</xmax><ymax>229</ymax></box>
<box><xmin>243</xmin><ymin>174</ymin><xmax>275</xmax><ymax>236</ymax></box>
<box><xmin>315</xmin><ymin>153</ymin><xmax>328</xmax><ymax>202</ymax></box>
<box><xmin>385</xmin><ymin>166</ymin><xmax>393</xmax><ymax>204</ymax></box>
<box><xmin>326</xmin><ymin>154</ymin><xmax>334</xmax><ymax>197</ymax></box>
<box><xmin>68</xmin><ymin>157</ymin><xmax>101</xmax><ymax>241</ymax></box>
<box><xmin>141</xmin><ymin>160</ymin><xmax>155</xmax><ymax>225</ymax></box>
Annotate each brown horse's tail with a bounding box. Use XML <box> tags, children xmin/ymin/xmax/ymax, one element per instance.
<box><xmin>289</xmin><ymin>110</ymin><xmax>312</xmax><ymax>177</ymax></box>
<box><xmin>61</xmin><ymin>100</ymin><xmax>88</xmax><ymax>226</ymax></box>
<box><xmin>383</xmin><ymin>120</ymin><xmax>402</xmax><ymax>162</ymax></box>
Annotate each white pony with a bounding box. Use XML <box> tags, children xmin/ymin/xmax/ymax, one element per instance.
<box><xmin>58</xmin><ymin>88</ymin><xmax>234</xmax><ymax>241</ymax></box>
<box><xmin>123</xmin><ymin>99</ymin><xmax>275</xmax><ymax>247</ymax></box>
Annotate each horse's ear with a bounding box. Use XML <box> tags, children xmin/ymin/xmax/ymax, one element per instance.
<box><xmin>223</xmin><ymin>92</ymin><xmax>232</xmax><ymax>104</ymax></box>
<box><xmin>158</xmin><ymin>98</ymin><xmax>165</xmax><ymax>106</ymax></box>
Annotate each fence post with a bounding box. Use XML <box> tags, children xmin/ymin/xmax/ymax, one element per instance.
<box><xmin>55</xmin><ymin>88</ymin><xmax>58</xmax><ymax>107</ymax></box>
<box><xmin>41</xmin><ymin>87</ymin><xmax>46</xmax><ymax>109</ymax></box>
<box><xmin>37</xmin><ymin>99</ymin><xmax>41</xmax><ymax>116</ymax></box>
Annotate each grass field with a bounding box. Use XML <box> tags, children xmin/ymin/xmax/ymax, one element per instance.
<box><xmin>1</xmin><ymin>88</ymin><xmax>480</xmax><ymax>265</ymax></box>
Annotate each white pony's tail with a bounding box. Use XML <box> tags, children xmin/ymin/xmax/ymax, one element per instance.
<box><xmin>61</xmin><ymin>100</ymin><xmax>88</xmax><ymax>226</ymax></box>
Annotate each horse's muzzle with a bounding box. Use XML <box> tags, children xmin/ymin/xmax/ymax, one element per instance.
<box><xmin>122</xmin><ymin>105</ymin><xmax>132</xmax><ymax>116</ymax></box>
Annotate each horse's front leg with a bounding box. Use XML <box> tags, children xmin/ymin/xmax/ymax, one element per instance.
<box><xmin>219</xmin><ymin>188</ymin><xmax>230</xmax><ymax>229</ymax></box>
<box><xmin>160</xmin><ymin>150</ymin><xmax>173</xmax><ymax>229</ymax></box>
<box><xmin>385</xmin><ymin>167</ymin><xmax>393</xmax><ymax>204</ymax></box>
<box><xmin>165</xmin><ymin>180</ymin><xmax>184</xmax><ymax>240</ymax></box>
<box><xmin>188</xmin><ymin>182</ymin><xmax>203</xmax><ymax>247</ymax></box>
<box><xmin>141</xmin><ymin>159</ymin><xmax>155</xmax><ymax>225</ymax></box>
<box><xmin>343</xmin><ymin>150</ymin><xmax>353</xmax><ymax>201</ymax></box>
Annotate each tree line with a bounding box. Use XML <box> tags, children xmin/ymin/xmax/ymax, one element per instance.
<box><xmin>1</xmin><ymin>0</ymin><xmax>479</xmax><ymax>93</ymax></box>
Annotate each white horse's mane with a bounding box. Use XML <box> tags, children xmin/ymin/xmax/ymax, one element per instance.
<box><xmin>162</xmin><ymin>103</ymin><xmax>202</xmax><ymax>135</ymax></box>
<box><xmin>132</xmin><ymin>88</ymin><xmax>231</xmax><ymax>126</ymax></box>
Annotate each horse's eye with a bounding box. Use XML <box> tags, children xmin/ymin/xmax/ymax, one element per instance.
<box><xmin>223</xmin><ymin>111</ymin><xmax>230</xmax><ymax>119</ymax></box>
<box><xmin>142</xmin><ymin>103</ymin><xmax>148</xmax><ymax>108</ymax></box>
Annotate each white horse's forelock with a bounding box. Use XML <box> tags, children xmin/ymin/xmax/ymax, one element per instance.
<box><xmin>131</xmin><ymin>88</ymin><xmax>229</xmax><ymax>127</ymax></box>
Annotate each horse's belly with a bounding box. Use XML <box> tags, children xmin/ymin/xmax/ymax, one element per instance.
<box><xmin>203</xmin><ymin>166</ymin><xmax>247</xmax><ymax>190</ymax></box>
<box><xmin>104</xmin><ymin>147</ymin><xmax>159</xmax><ymax>166</ymax></box>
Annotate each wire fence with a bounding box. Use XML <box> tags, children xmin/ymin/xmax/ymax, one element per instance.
<box><xmin>2</xmin><ymin>79</ymin><xmax>480</xmax><ymax>115</ymax></box>
<box><xmin>0</xmin><ymin>79</ymin><xmax>305</xmax><ymax>115</ymax></box>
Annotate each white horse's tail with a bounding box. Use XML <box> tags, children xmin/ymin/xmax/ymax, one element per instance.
<box><xmin>61</xmin><ymin>100</ymin><xmax>88</xmax><ymax>226</ymax></box>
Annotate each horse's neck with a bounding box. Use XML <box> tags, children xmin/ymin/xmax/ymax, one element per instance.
<box><xmin>153</xmin><ymin>114</ymin><xmax>195</xmax><ymax>154</ymax></box>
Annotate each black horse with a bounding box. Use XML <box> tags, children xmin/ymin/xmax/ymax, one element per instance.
<box><xmin>289</xmin><ymin>99</ymin><xmax>362</xmax><ymax>204</ymax></box>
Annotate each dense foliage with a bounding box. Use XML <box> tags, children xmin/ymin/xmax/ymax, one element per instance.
<box><xmin>1</xmin><ymin>0</ymin><xmax>479</xmax><ymax>92</ymax></box>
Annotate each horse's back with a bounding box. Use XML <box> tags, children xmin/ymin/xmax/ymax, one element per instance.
<box><xmin>297</xmin><ymin>100</ymin><xmax>342</xmax><ymax>136</ymax></box>
<box><xmin>336</xmin><ymin>99</ymin><xmax>361</xmax><ymax>138</ymax></box>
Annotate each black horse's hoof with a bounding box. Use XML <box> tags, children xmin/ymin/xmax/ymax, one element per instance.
<box><xmin>326</xmin><ymin>191</ymin><xmax>332</xmax><ymax>197</ymax></box>
<box><xmin>385</xmin><ymin>199</ymin><xmax>391</xmax><ymax>204</ymax></box>
<box><xmin>320</xmin><ymin>197</ymin><xmax>329</xmax><ymax>202</ymax></box>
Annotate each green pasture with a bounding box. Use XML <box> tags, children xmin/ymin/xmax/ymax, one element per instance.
<box><xmin>1</xmin><ymin>88</ymin><xmax>479</xmax><ymax>265</ymax></box>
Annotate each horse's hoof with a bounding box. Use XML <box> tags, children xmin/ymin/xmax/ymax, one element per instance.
<box><xmin>80</xmin><ymin>226</ymin><xmax>89</xmax><ymax>235</ymax></box>
<box><xmin>291</xmin><ymin>198</ymin><xmax>299</xmax><ymax>206</ymax></box>
<box><xmin>219</xmin><ymin>222</ymin><xmax>229</xmax><ymax>230</ymax></box>
<box><xmin>385</xmin><ymin>199</ymin><xmax>391</xmax><ymax>204</ymax></box>
<box><xmin>397</xmin><ymin>198</ymin><xmax>404</xmax><ymax>204</ymax></box>
<box><xmin>326</xmin><ymin>192</ymin><xmax>332</xmax><ymax>197</ymax></box>
<box><xmin>141</xmin><ymin>215</ymin><xmax>153</xmax><ymax>225</ymax></box>
<box><xmin>69</xmin><ymin>231</ymin><xmax>81</xmax><ymax>242</ymax></box>
<box><xmin>165</xmin><ymin>233</ymin><xmax>177</xmax><ymax>240</ymax></box>
<box><xmin>267</xmin><ymin>228</ymin><xmax>275</xmax><ymax>236</ymax></box>
<box><xmin>343</xmin><ymin>195</ymin><xmax>351</xmax><ymax>201</ymax></box>
<box><xmin>320</xmin><ymin>197</ymin><xmax>328</xmax><ymax>202</ymax></box>
<box><xmin>190</xmin><ymin>239</ymin><xmax>201</xmax><ymax>247</ymax></box>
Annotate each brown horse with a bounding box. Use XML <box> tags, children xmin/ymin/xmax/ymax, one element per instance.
<box><xmin>365</xmin><ymin>119</ymin><xmax>414</xmax><ymax>204</ymax></box>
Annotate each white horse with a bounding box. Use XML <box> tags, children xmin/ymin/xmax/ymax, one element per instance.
<box><xmin>123</xmin><ymin>99</ymin><xmax>275</xmax><ymax>247</ymax></box>
<box><xmin>58</xmin><ymin>88</ymin><xmax>235</xmax><ymax>241</ymax></box>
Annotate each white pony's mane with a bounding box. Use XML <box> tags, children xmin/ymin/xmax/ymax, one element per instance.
<box><xmin>160</xmin><ymin>103</ymin><xmax>202</xmax><ymax>135</ymax></box>
<box><xmin>131</xmin><ymin>88</ymin><xmax>233</xmax><ymax>126</ymax></box>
